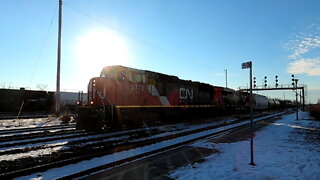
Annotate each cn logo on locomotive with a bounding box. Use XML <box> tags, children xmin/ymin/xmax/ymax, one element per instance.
<box><xmin>179</xmin><ymin>88</ymin><xmax>193</xmax><ymax>100</ymax></box>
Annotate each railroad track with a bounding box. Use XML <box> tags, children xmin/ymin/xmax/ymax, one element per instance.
<box><xmin>0</xmin><ymin>124</ymin><xmax>75</xmax><ymax>135</ymax></box>
<box><xmin>0</xmin><ymin>112</ymin><xmax>54</xmax><ymax>120</ymax></box>
<box><xmin>0</xmin><ymin>125</ymin><xmax>181</xmax><ymax>176</ymax></box>
<box><xmin>0</xmin><ymin>111</ymin><xmax>289</xmax><ymax>179</ymax></box>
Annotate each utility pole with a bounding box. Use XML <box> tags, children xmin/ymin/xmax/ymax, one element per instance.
<box><xmin>224</xmin><ymin>69</ymin><xmax>228</xmax><ymax>88</ymax></box>
<box><xmin>56</xmin><ymin>0</ymin><xmax>62</xmax><ymax>117</ymax></box>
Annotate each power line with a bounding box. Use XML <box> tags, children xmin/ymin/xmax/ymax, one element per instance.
<box><xmin>28</xmin><ymin>3</ymin><xmax>59</xmax><ymax>89</ymax></box>
<box><xmin>63</xmin><ymin>3</ymin><xmax>213</xmax><ymax>70</ymax></box>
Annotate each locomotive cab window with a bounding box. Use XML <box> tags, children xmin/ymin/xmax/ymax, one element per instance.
<box><xmin>134</xmin><ymin>74</ymin><xmax>142</xmax><ymax>82</ymax></box>
<box><xmin>128</xmin><ymin>72</ymin><xmax>134</xmax><ymax>82</ymax></box>
<box><xmin>100</xmin><ymin>71</ymin><xmax>118</xmax><ymax>79</ymax></box>
<box><xmin>119</xmin><ymin>72</ymin><xmax>126</xmax><ymax>81</ymax></box>
<box><xmin>100</xmin><ymin>72</ymin><xmax>107</xmax><ymax>77</ymax></box>
<box><xmin>142</xmin><ymin>75</ymin><xmax>146</xmax><ymax>83</ymax></box>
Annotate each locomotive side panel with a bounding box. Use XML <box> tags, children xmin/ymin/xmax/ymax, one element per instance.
<box><xmin>197</xmin><ymin>83</ymin><xmax>213</xmax><ymax>105</ymax></box>
<box><xmin>178</xmin><ymin>80</ymin><xmax>198</xmax><ymax>105</ymax></box>
<box><xmin>213</xmin><ymin>87</ymin><xmax>223</xmax><ymax>106</ymax></box>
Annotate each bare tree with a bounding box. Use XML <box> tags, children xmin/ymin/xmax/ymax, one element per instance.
<box><xmin>0</xmin><ymin>82</ymin><xmax>5</xmax><ymax>88</ymax></box>
<box><xmin>36</xmin><ymin>84</ymin><xmax>48</xmax><ymax>91</ymax></box>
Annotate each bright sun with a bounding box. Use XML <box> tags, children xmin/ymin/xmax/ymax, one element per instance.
<box><xmin>75</xmin><ymin>29</ymin><xmax>129</xmax><ymax>75</ymax></box>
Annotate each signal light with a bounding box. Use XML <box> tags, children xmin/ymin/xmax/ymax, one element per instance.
<box><xmin>275</xmin><ymin>75</ymin><xmax>279</xmax><ymax>87</ymax></box>
<box><xmin>291</xmin><ymin>75</ymin><xmax>296</xmax><ymax>86</ymax></box>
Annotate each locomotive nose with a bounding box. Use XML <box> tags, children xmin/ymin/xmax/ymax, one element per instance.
<box><xmin>88</xmin><ymin>77</ymin><xmax>109</xmax><ymax>106</ymax></box>
<box><xmin>88</xmin><ymin>78</ymin><xmax>98</xmax><ymax>105</ymax></box>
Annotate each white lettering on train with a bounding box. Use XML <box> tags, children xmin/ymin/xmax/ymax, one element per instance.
<box><xmin>179</xmin><ymin>88</ymin><xmax>193</xmax><ymax>100</ymax></box>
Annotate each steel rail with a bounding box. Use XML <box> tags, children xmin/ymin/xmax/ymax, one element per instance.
<box><xmin>1</xmin><ymin>111</ymin><xmax>288</xmax><ymax>179</ymax></box>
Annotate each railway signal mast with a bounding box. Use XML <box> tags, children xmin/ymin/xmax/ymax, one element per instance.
<box><xmin>292</xmin><ymin>75</ymin><xmax>299</xmax><ymax>120</ymax></box>
<box><xmin>56</xmin><ymin>0</ymin><xmax>62</xmax><ymax>117</ymax></box>
<box><xmin>241</xmin><ymin>61</ymin><xmax>255</xmax><ymax>166</ymax></box>
<box><xmin>239</xmin><ymin>74</ymin><xmax>306</xmax><ymax>115</ymax></box>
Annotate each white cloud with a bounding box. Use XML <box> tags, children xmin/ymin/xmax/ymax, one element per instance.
<box><xmin>287</xmin><ymin>58</ymin><xmax>320</xmax><ymax>76</ymax></box>
<box><xmin>212</xmin><ymin>73</ymin><xmax>224</xmax><ymax>77</ymax></box>
<box><xmin>308</xmin><ymin>87</ymin><xmax>320</xmax><ymax>91</ymax></box>
<box><xmin>287</xmin><ymin>36</ymin><xmax>320</xmax><ymax>59</ymax></box>
<box><xmin>286</xmin><ymin>24</ymin><xmax>320</xmax><ymax>76</ymax></box>
<box><xmin>212</xmin><ymin>73</ymin><xmax>237</xmax><ymax>77</ymax></box>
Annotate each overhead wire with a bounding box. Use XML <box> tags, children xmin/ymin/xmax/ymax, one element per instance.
<box><xmin>27</xmin><ymin>3</ymin><xmax>59</xmax><ymax>89</ymax></box>
<box><xmin>63</xmin><ymin>2</ymin><xmax>214</xmax><ymax>71</ymax></box>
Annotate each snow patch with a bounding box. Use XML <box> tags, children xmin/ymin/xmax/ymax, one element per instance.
<box><xmin>170</xmin><ymin>112</ymin><xmax>320</xmax><ymax>180</ymax></box>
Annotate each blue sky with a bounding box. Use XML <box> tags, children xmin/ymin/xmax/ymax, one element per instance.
<box><xmin>0</xmin><ymin>0</ymin><xmax>319</xmax><ymax>103</ymax></box>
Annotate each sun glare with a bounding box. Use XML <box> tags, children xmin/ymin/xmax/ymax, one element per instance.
<box><xmin>75</xmin><ymin>29</ymin><xmax>129</xmax><ymax>76</ymax></box>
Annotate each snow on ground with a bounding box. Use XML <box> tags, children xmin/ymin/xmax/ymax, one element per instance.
<box><xmin>0</xmin><ymin>116</ymin><xmax>242</xmax><ymax>160</ymax></box>
<box><xmin>0</xmin><ymin>142</ymin><xmax>67</xmax><ymax>161</ymax></box>
<box><xmin>170</xmin><ymin>111</ymin><xmax>320</xmax><ymax>180</ymax></box>
<box><xmin>14</xmin><ymin>112</ymin><xmax>286</xmax><ymax>180</ymax></box>
<box><xmin>0</xmin><ymin>127</ymin><xmax>75</xmax><ymax>138</ymax></box>
<box><xmin>0</xmin><ymin>117</ymin><xmax>65</xmax><ymax>130</ymax></box>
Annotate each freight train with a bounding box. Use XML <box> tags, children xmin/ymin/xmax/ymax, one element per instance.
<box><xmin>0</xmin><ymin>88</ymin><xmax>86</xmax><ymax>114</ymax></box>
<box><xmin>76</xmin><ymin>65</ymin><xmax>293</xmax><ymax>131</ymax></box>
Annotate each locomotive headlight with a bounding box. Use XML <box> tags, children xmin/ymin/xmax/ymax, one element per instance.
<box><xmin>93</xmin><ymin>79</ymin><xmax>96</xmax><ymax>83</ymax></box>
<box><xmin>76</xmin><ymin>101</ymin><xmax>80</xmax><ymax>105</ymax></box>
<box><xmin>90</xmin><ymin>101</ymin><xmax>94</xmax><ymax>104</ymax></box>
<box><xmin>93</xmin><ymin>83</ymin><xmax>95</xmax><ymax>87</ymax></box>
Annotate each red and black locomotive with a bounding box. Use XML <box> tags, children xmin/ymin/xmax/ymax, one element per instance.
<box><xmin>76</xmin><ymin>65</ymin><xmax>257</xmax><ymax>131</ymax></box>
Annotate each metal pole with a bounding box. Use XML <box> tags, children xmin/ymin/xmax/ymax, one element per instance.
<box><xmin>295</xmin><ymin>79</ymin><xmax>298</xmax><ymax>120</ymax></box>
<box><xmin>300</xmin><ymin>90</ymin><xmax>302</xmax><ymax>109</ymax></box>
<box><xmin>249</xmin><ymin>62</ymin><xmax>254</xmax><ymax>165</ymax></box>
<box><xmin>225</xmin><ymin>69</ymin><xmax>228</xmax><ymax>88</ymax></box>
<box><xmin>55</xmin><ymin>0</ymin><xmax>62</xmax><ymax>117</ymax></box>
<box><xmin>302</xmin><ymin>88</ymin><xmax>305</xmax><ymax>110</ymax></box>
<box><xmin>308</xmin><ymin>92</ymin><xmax>311</xmax><ymax>106</ymax></box>
<box><xmin>242</xmin><ymin>61</ymin><xmax>254</xmax><ymax>166</ymax></box>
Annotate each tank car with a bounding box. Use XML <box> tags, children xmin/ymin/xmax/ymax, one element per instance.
<box><xmin>253</xmin><ymin>94</ymin><xmax>268</xmax><ymax>110</ymax></box>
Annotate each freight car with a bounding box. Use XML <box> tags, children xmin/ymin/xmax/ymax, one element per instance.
<box><xmin>77</xmin><ymin>65</ymin><xmax>268</xmax><ymax>131</ymax></box>
<box><xmin>0</xmin><ymin>88</ymin><xmax>86</xmax><ymax>114</ymax></box>
<box><xmin>0</xmin><ymin>88</ymin><xmax>54</xmax><ymax>112</ymax></box>
<box><xmin>268</xmin><ymin>99</ymin><xmax>280</xmax><ymax>109</ymax></box>
<box><xmin>253</xmin><ymin>94</ymin><xmax>269</xmax><ymax>110</ymax></box>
